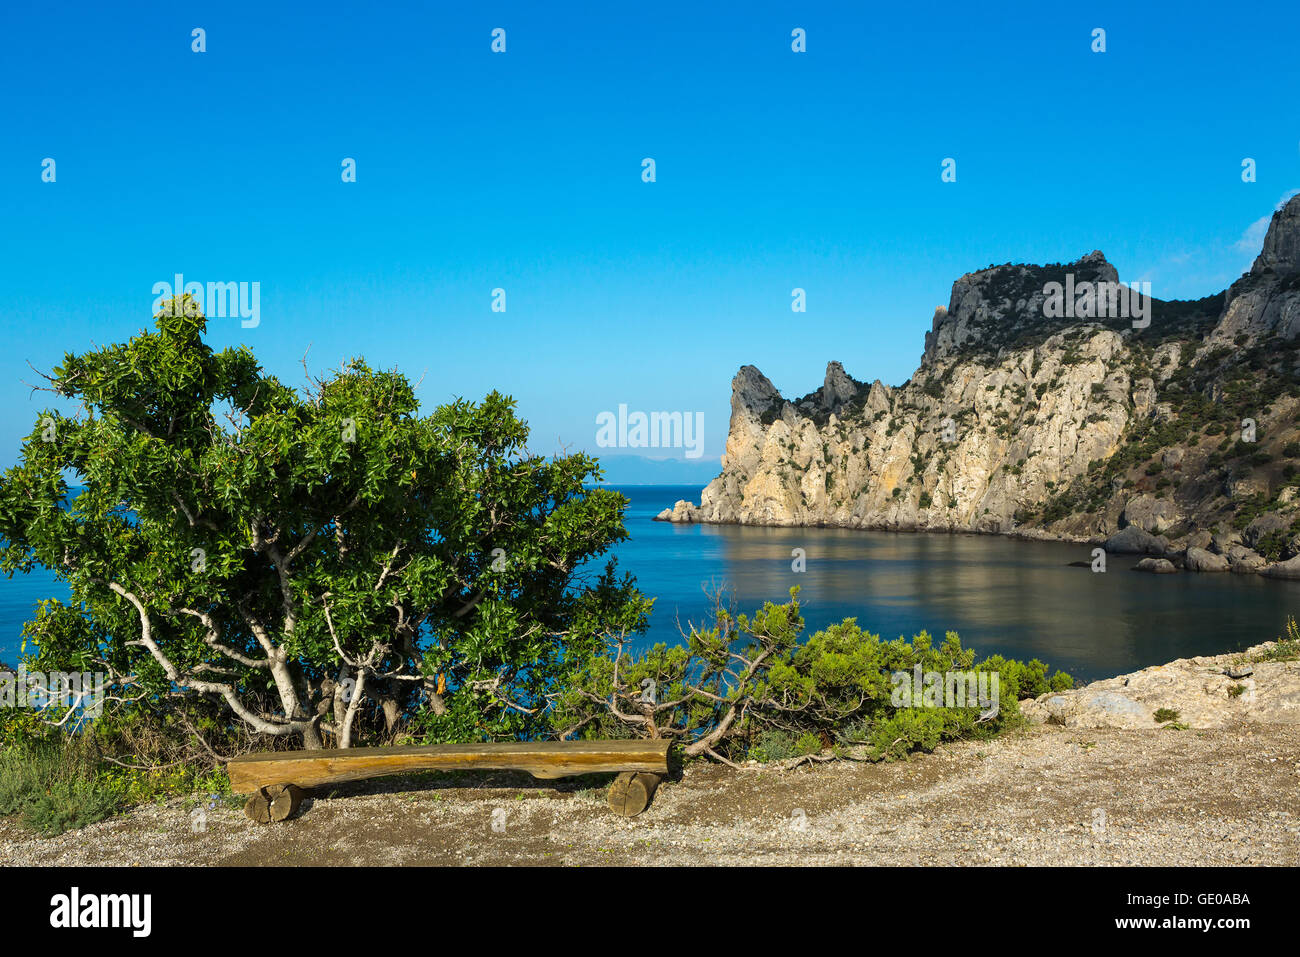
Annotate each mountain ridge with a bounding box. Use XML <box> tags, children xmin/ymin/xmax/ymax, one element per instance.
<box><xmin>659</xmin><ymin>195</ymin><xmax>1300</xmax><ymax>577</ymax></box>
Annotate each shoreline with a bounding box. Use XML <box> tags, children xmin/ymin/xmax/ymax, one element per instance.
<box><xmin>653</xmin><ymin>507</ymin><xmax>1095</xmax><ymax>545</ymax></box>
<box><xmin>653</xmin><ymin>500</ymin><xmax>1300</xmax><ymax>579</ymax></box>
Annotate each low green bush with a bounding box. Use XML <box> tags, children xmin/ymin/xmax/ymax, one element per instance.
<box><xmin>0</xmin><ymin>741</ymin><xmax>122</xmax><ymax>836</ymax></box>
<box><xmin>552</xmin><ymin>588</ymin><xmax>1074</xmax><ymax>765</ymax></box>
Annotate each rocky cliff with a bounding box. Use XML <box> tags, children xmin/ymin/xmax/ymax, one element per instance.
<box><xmin>660</xmin><ymin>195</ymin><xmax>1300</xmax><ymax>576</ymax></box>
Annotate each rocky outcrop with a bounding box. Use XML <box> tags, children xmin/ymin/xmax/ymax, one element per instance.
<box><xmin>660</xmin><ymin>197</ymin><xmax>1300</xmax><ymax>573</ymax></box>
<box><xmin>1020</xmin><ymin>642</ymin><xmax>1300</xmax><ymax>730</ymax></box>
<box><xmin>1030</xmin><ymin>689</ymin><xmax>1157</xmax><ymax>730</ymax></box>
<box><xmin>819</xmin><ymin>361</ymin><xmax>860</xmax><ymax>413</ymax></box>
<box><xmin>1185</xmin><ymin>546</ymin><xmax>1229</xmax><ymax>572</ymax></box>
<box><xmin>655</xmin><ymin>500</ymin><xmax>702</xmax><ymax>523</ymax></box>
<box><xmin>1227</xmin><ymin>545</ymin><xmax>1267</xmax><ymax>574</ymax></box>
<box><xmin>1134</xmin><ymin>557</ymin><xmax>1177</xmax><ymax>574</ymax></box>
<box><xmin>1104</xmin><ymin>526</ymin><xmax>1168</xmax><ymax>555</ymax></box>
<box><xmin>1260</xmin><ymin>554</ymin><xmax>1300</xmax><ymax>580</ymax></box>
<box><xmin>1121</xmin><ymin>494</ymin><xmax>1182</xmax><ymax>534</ymax></box>
<box><xmin>1201</xmin><ymin>194</ymin><xmax>1300</xmax><ymax>350</ymax></box>
<box><xmin>1252</xmin><ymin>193</ymin><xmax>1300</xmax><ymax>275</ymax></box>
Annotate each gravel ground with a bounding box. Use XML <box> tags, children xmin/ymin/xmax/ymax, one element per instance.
<box><xmin>3</xmin><ymin>720</ymin><xmax>1297</xmax><ymax>866</ymax></box>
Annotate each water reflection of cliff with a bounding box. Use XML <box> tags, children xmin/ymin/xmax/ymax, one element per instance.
<box><xmin>624</xmin><ymin>496</ymin><xmax>1300</xmax><ymax>682</ymax></box>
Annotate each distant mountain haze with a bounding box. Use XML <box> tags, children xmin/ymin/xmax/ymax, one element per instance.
<box><xmin>592</xmin><ymin>454</ymin><xmax>722</xmax><ymax>486</ymax></box>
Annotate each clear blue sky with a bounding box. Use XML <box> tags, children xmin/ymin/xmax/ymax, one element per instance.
<box><xmin>2</xmin><ymin>0</ymin><xmax>1298</xmax><ymax>475</ymax></box>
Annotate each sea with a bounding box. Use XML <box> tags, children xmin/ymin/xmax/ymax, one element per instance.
<box><xmin>3</xmin><ymin>484</ymin><xmax>1296</xmax><ymax>683</ymax></box>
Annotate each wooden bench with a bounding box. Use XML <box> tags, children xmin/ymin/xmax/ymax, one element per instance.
<box><xmin>227</xmin><ymin>739</ymin><xmax>670</xmax><ymax>823</ymax></box>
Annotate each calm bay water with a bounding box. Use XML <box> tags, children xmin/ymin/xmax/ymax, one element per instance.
<box><xmin>3</xmin><ymin>485</ymin><xmax>1296</xmax><ymax>682</ymax></box>
<box><xmin>602</xmin><ymin>486</ymin><xmax>1300</xmax><ymax>683</ymax></box>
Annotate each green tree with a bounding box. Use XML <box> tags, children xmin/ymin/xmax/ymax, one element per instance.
<box><xmin>0</xmin><ymin>298</ymin><xmax>643</xmax><ymax>749</ymax></box>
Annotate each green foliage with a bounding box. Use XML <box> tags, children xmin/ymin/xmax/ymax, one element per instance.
<box><xmin>1233</xmin><ymin>492</ymin><xmax>1278</xmax><ymax>531</ymax></box>
<box><xmin>0</xmin><ymin>741</ymin><xmax>122</xmax><ymax>836</ymax></box>
<box><xmin>555</xmin><ymin>589</ymin><xmax>1073</xmax><ymax>765</ymax></box>
<box><xmin>0</xmin><ymin>691</ymin><xmax>57</xmax><ymax>752</ymax></box>
<box><xmin>748</xmin><ymin>729</ymin><xmax>823</xmax><ymax>763</ymax></box>
<box><xmin>0</xmin><ymin>300</ymin><xmax>645</xmax><ymax>747</ymax></box>
<box><xmin>969</xmin><ymin>654</ymin><xmax>1074</xmax><ymax>697</ymax></box>
<box><xmin>1253</xmin><ymin>530</ymin><xmax>1290</xmax><ymax>562</ymax></box>
<box><xmin>1153</xmin><ymin>708</ymin><xmax>1180</xmax><ymax>723</ymax></box>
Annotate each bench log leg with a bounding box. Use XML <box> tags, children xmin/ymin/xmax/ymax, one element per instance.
<box><xmin>244</xmin><ymin>783</ymin><xmax>305</xmax><ymax>824</ymax></box>
<box><xmin>607</xmin><ymin>771</ymin><xmax>660</xmax><ymax>817</ymax></box>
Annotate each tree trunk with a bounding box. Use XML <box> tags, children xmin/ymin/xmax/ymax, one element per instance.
<box><xmin>380</xmin><ymin>691</ymin><xmax>402</xmax><ymax>735</ymax></box>
<box><xmin>267</xmin><ymin>655</ymin><xmax>325</xmax><ymax>748</ymax></box>
<box><xmin>338</xmin><ymin>666</ymin><xmax>367</xmax><ymax>749</ymax></box>
<box><xmin>423</xmin><ymin>675</ymin><xmax>448</xmax><ymax>716</ymax></box>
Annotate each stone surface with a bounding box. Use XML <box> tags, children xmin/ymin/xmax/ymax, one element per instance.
<box><xmin>1185</xmin><ymin>546</ymin><xmax>1229</xmax><ymax>572</ymax></box>
<box><xmin>1210</xmin><ymin>532</ymin><xmax>1242</xmax><ymax>555</ymax></box>
<box><xmin>1020</xmin><ymin>642</ymin><xmax>1300</xmax><ymax>730</ymax></box>
<box><xmin>1243</xmin><ymin>512</ymin><xmax>1289</xmax><ymax>549</ymax></box>
<box><xmin>1227</xmin><ymin>545</ymin><xmax>1267</xmax><ymax>574</ymax></box>
<box><xmin>1261</xmin><ymin>554</ymin><xmax>1300</xmax><ymax>580</ymax></box>
<box><xmin>1252</xmin><ymin>193</ymin><xmax>1300</xmax><ymax>275</ymax></box>
<box><xmin>1104</xmin><ymin>526</ymin><xmax>1168</xmax><ymax>555</ymax></box>
<box><xmin>1134</xmin><ymin>557</ymin><xmax>1177</xmax><ymax>574</ymax></box>
<box><xmin>1034</xmin><ymin>690</ymin><xmax>1154</xmax><ymax>729</ymax></box>
<box><xmin>654</xmin><ymin>500</ymin><xmax>700</xmax><ymax>523</ymax></box>
<box><xmin>1122</xmin><ymin>495</ymin><xmax>1183</xmax><ymax>535</ymax></box>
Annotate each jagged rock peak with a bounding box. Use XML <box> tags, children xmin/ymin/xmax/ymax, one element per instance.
<box><xmin>1064</xmin><ymin>250</ymin><xmax>1120</xmax><ymax>285</ymax></box>
<box><xmin>1252</xmin><ymin>193</ymin><xmax>1300</xmax><ymax>275</ymax></box>
<box><xmin>731</xmin><ymin>364</ymin><xmax>782</xmax><ymax>415</ymax></box>
<box><xmin>953</xmin><ymin>249</ymin><xmax>1116</xmax><ymax>286</ymax></box>
<box><xmin>820</xmin><ymin>360</ymin><xmax>860</xmax><ymax>411</ymax></box>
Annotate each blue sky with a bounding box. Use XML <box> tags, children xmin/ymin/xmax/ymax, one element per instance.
<box><xmin>2</xmin><ymin>0</ymin><xmax>1298</xmax><ymax>477</ymax></box>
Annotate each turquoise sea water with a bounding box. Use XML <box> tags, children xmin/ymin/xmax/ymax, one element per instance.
<box><xmin>3</xmin><ymin>485</ymin><xmax>1297</xmax><ymax>682</ymax></box>
<box><xmin>603</xmin><ymin>486</ymin><xmax>1300</xmax><ymax>683</ymax></box>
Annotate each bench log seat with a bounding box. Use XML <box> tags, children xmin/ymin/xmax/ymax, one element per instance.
<box><xmin>227</xmin><ymin>739</ymin><xmax>671</xmax><ymax>822</ymax></box>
